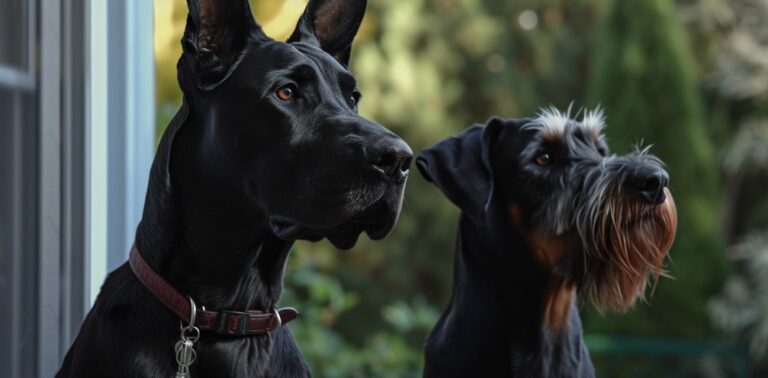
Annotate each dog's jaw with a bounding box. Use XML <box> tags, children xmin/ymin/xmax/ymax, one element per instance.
<box><xmin>267</xmin><ymin>181</ymin><xmax>406</xmax><ymax>249</ymax></box>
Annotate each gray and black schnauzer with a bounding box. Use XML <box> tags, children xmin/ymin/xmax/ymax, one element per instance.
<box><xmin>417</xmin><ymin>107</ymin><xmax>677</xmax><ymax>377</ymax></box>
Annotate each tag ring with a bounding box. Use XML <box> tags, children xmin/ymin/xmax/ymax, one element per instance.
<box><xmin>272</xmin><ymin>307</ymin><xmax>282</xmax><ymax>328</ymax></box>
<box><xmin>180</xmin><ymin>297</ymin><xmax>200</xmax><ymax>341</ymax></box>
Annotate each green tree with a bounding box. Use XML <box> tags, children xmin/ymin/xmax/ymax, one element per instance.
<box><xmin>586</xmin><ymin>0</ymin><xmax>730</xmax><ymax>338</ymax></box>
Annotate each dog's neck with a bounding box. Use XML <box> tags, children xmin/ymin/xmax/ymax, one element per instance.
<box><xmin>450</xmin><ymin>215</ymin><xmax>555</xmax><ymax>342</ymax></box>
<box><xmin>430</xmin><ymin>214</ymin><xmax>591</xmax><ymax>375</ymax></box>
<box><xmin>166</xmin><ymin>222</ymin><xmax>292</xmax><ymax>312</ymax></box>
<box><xmin>134</xmin><ymin>106</ymin><xmax>293</xmax><ymax>312</ymax></box>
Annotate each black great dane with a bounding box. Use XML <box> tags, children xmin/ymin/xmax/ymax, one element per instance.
<box><xmin>58</xmin><ymin>0</ymin><xmax>411</xmax><ymax>376</ymax></box>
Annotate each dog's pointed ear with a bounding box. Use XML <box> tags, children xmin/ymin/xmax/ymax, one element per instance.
<box><xmin>288</xmin><ymin>0</ymin><xmax>367</xmax><ymax>66</ymax></box>
<box><xmin>416</xmin><ymin>118</ymin><xmax>506</xmax><ymax>225</ymax></box>
<box><xmin>183</xmin><ymin>0</ymin><xmax>264</xmax><ymax>90</ymax></box>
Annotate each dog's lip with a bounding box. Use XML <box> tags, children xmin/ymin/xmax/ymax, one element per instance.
<box><xmin>267</xmin><ymin>216</ymin><xmax>368</xmax><ymax>249</ymax></box>
<box><xmin>364</xmin><ymin>223</ymin><xmax>394</xmax><ymax>240</ymax></box>
<box><xmin>267</xmin><ymin>196</ymin><xmax>395</xmax><ymax>242</ymax></box>
<box><xmin>267</xmin><ymin>214</ymin><xmax>384</xmax><ymax>241</ymax></box>
<box><xmin>268</xmin><ymin>217</ymin><xmax>309</xmax><ymax>240</ymax></box>
<box><xmin>267</xmin><ymin>202</ymin><xmax>377</xmax><ymax>239</ymax></box>
<box><xmin>266</xmin><ymin>212</ymin><xmax>368</xmax><ymax>241</ymax></box>
<box><xmin>308</xmin><ymin>181</ymin><xmax>365</xmax><ymax>196</ymax></box>
<box><xmin>326</xmin><ymin>228</ymin><xmax>364</xmax><ymax>250</ymax></box>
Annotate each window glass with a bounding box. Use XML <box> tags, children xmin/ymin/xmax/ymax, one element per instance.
<box><xmin>0</xmin><ymin>0</ymin><xmax>28</xmax><ymax>69</ymax></box>
<box><xmin>0</xmin><ymin>89</ymin><xmax>38</xmax><ymax>378</ymax></box>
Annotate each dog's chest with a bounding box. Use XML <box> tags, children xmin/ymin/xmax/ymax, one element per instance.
<box><xmin>193</xmin><ymin>337</ymin><xmax>272</xmax><ymax>377</ymax></box>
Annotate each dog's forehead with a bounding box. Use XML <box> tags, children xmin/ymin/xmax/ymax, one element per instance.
<box><xmin>290</xmin><ymin>42</ymin><xmax>351</xmax><ymax>77</ymax></box>
<box><xmin>237</xmin><ymin>40</ymin><xmax>354</xmax><ymax>92</ymax></box>
<box><xmin>522</xmin><ymin>107</ymin><xmax>606</xmax><ymax>143</ymax></box>
<box><xmin>243</xmin><ymin>40</ymin><xmax>346</xmax><ymax>70</ymax></box>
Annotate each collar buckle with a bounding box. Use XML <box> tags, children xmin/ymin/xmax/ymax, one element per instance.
<box><xmin>216</xmin><ymin>310</ymin><xmax>250</xmax><ymax>336</ymax></box>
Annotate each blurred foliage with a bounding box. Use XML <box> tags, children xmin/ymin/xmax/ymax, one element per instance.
<box><xmin>280</xmin><ymin>250</ymin><xmax>439</xmax><ymax>377</ymax></box>
<box><xmin>153</xmin><ymin>0</ymin><xmax>768</xmax><ymax>375</ymax></box>
<box><xmin>723</xmin><ymin>120</ymin><xmax>768</xmax><ymax>175</ymax></box>
<box><xmin>689</xmin><ymin>0</ymin><xmax>768</xmax><ymax>374</ymax></box>
<box><xmin>709</xmin><ymin>232</ymin><xmax>768</xmax><ymax>360</ymax></box>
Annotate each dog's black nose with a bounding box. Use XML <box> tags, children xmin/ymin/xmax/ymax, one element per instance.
<box><xmin>629</xmin><ymin>165</ymin><xmax>669</xmax><ymax>204</ymax></box>
<box><xmin>366</xmin><ymin>139</ymin><xmax>413</xmax><ymax>180</ymax></box>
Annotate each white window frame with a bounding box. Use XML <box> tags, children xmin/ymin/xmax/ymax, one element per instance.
<box><xmin>87</xmin><ymin>0</ymin><xmax>155</xmax><ymax>305</ymax></box>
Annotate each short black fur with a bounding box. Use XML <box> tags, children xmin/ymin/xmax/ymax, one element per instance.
<box><xmin>57</xmin><ymin>1</ymin><xmax>411</xmax><ymax>377</ymax></box>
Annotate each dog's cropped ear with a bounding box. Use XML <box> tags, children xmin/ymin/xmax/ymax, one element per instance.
<box><xmin>416</xmin><ymin>118</ymin><xmax>505</xmax><ymax>225</ymax></box>
<box><xmin>183</xmin><ymin>0</ymin><xmax>265</xmax><ymax>90</ymax></box>
<box><xmin>288</xmin><ymin>0</ymin><xmax>367</xmax><ymax>66</ymax></box>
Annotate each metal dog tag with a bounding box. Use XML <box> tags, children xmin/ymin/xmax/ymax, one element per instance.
<box><xmin>174</xmin><ymin>336</ymin><xmax>196</xmax><ymax>378</ymax></box>
<box><xmin>174</xmin><ymin>297</ymin><xmax>200</xmax><ymax>378</ymax></box>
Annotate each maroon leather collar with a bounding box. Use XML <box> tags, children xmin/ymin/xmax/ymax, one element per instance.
<box><xmin>129</xmin><ymin>245</ymin><xmax>298</xmax><ymax>336</ymax></box>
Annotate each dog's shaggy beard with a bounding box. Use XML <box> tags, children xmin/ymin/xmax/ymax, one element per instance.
<box><xmin>573</xmin><ymin>177</ymin><xmax>677</xmax><ymax>313</ymax></box>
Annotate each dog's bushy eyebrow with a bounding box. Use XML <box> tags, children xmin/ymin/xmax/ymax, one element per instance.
<box><xmin>523</xmin><ymin>106</ymin><xmax>606</xmax><ymax>143</ymax></box>
<box><xmin>564</xmin><ymin>128</ymin><xmax>603</xmax><ymax>159</ymax></box>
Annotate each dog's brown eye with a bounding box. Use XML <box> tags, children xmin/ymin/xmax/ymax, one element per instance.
<box><xmin>535</xmin><ymin>152</ymin><xmax>552</xmax><ymax>166</ymax></box>
<box><xmin>276</xmin><ymin>85</ymin><xmax>295</xmax><ymax>101</ymax></box>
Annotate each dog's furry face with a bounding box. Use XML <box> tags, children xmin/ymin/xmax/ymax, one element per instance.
<box><xmin>175</xmin><ymin>0</ymin><xmax>411</xmax><ymax>249</ymax></box>
<box><xmin>492</xmin><ymin>107</ymin><xmax>677</xmax><ymax>312</ymax></box>
<box><xmin>417</xmin><ymin>107</ymin><xmax>677</xmax><ymax>316</ymax></box>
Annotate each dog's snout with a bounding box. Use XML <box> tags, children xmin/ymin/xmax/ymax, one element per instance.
<box><xmin>366</xmin><ymin>139</ymin><xmax>413</xmax><ymax>180</ymax></box>
<box><xmin>629</xmin><ymin>165</ymin><xmax>669</xmax><ymax>204</ymax></box>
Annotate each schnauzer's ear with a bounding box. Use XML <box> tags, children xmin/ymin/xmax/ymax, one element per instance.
<box><xmin>183</xmin><ymin>0</ymin><xmax>266</xmax><ymax>90</ymax></box>
<box><xmin>417</xmin><ymin>118</ymin><xmax>505</xmax><ymax>225</ymax></box>
<box><xmin>288</xmin><ymin>0</ymin><xmax>367</xmax><ymax>66</ymax></box>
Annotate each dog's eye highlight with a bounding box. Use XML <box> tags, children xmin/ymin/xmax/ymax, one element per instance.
<box><xmin>535</xmin><ymin>152</ymin><xmax>552</xmax><ymax>166</ymax></box>
<box><xmin>349</xmin><ymin>90</ymin><xmax>361</xmax><ymax>108</ymax></box>
<box><xmin>276</xmin><ymin>84</ymin><xmax>296</xmax><ymax>101</ymax></box>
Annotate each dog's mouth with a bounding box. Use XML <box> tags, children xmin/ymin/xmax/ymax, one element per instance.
<box><xmin>618</xmin><ymin>190</ymin><xmax>676</xmax><ymax>230</ymax></box>
<box><xmin>268</xmin><ymin>193</ymin><xmax>403</xmax><ymax>250</ymax></box>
